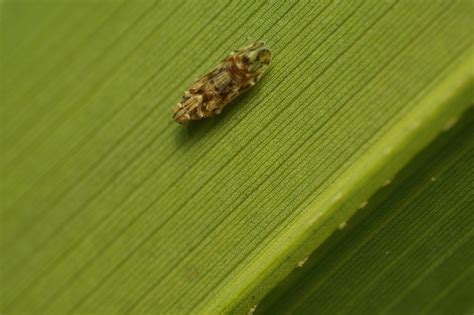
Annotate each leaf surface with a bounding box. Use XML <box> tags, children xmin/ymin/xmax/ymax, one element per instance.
<box><xmin>1</xmin><ymin>1</ymin><xmax>473</xmax><ymax>313</ymax></box>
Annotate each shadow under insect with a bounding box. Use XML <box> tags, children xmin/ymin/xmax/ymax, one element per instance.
<box><xmin>174</xmin><ymin>84</ymin><xmax>262</xmax><ymax>144</ymax></box>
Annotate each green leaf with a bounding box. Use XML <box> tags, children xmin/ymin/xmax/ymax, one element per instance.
<box><xmin>1</xmin><ymin>1</ymin><xmax>473</xmax><ymax>314</ymax></box>
<box><xmin>256</xmin><ymin>109</ymin><xmax>474</xmax><ymax>315</ymax></box>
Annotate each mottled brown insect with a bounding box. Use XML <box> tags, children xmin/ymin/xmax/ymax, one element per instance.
<box><xmin>173</xmin><ymin>41</ymin><xmax>272</xmax><ymax>124</ymax></box>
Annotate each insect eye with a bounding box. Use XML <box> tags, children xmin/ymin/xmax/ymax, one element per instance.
<box><xmin>242</xmin><ymin>56</ymin><xmax>250</xmax><ymax>64</ymax></box>
<box><xmin>258</xmin><ymin>49</ymin><xmax>271</xmax><ymax>63</ymax></box>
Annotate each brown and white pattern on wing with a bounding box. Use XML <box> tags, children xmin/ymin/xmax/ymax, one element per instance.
<box><xmin>172</xmin><ymin>41</ymin><xmax>272</xmax><ymax>124</ymax></box>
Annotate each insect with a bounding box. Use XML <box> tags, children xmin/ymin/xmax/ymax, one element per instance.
<box><xmin>172</xmin><ymin>41</ymin><xmax>272</xmax><ymax>124</ymax></box>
